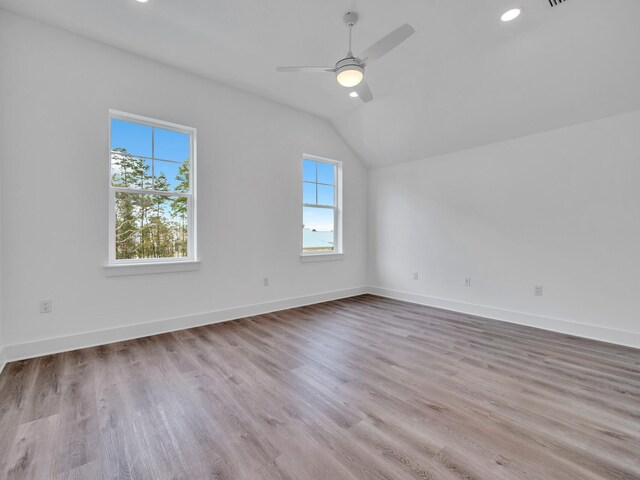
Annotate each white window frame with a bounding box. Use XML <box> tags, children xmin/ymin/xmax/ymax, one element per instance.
<box><xmin>301</xmin><ymin>154</ymin><xmax>343</xmax><ymax>260</ymax></box>
<box><xmin>107</xmin><ymin>109</ymin><xmax>197</xmax><ymax>267</ymax></box>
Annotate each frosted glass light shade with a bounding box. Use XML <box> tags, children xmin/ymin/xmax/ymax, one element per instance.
<box><xmin>336</xmin><ymin>68</ymin><xmax>364</xmax><ymax>87</ymax></box>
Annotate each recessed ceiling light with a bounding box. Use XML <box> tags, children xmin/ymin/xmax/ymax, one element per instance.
<box><xmin>501</xmin><ymin>8</ymin><xmax>521</xmax><ymax>22</ymax></box>
<box><xmin>136</xmin><ymin>0</ymin><xmax>149</xmax><ymax>3</ymax></box>
<box><xmin>349</xmin><ymin>91</ymin><xmax>359</xmax><ymax>98</ymax></box>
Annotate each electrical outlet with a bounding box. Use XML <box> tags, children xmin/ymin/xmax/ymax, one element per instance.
<box><xmin>413</xmin><ymin>272</ymin><xmax>419</xmax><ymax>280</ymax></box>
<box><xmin>263</xmin><ymin>277</ymin><xmax>269</xmax><ymax>287</ymax></box>
<box><xmin>534</xmin><ymin>285</ymin><xmax>543</xmax><ymax>296</ymax></box>
<box><xmin>40</xmin><ymin>299</ymin><xmax>53</xmax><ymax>313</ymax></box>
<box><xmin>465</xmin><ymin>277</ymin><xmax>472</xmax><ymax>287</ymax></box>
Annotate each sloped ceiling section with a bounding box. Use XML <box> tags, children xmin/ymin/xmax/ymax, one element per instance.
<box><xmin>1</xmin><ymin>0</ymin><xmax>639</xmax><ymax>168</ymax></box>
<box><xmin>331</xmin><ymin>0</ymin><xmax>640</xmax><ymax>168</ymax></box>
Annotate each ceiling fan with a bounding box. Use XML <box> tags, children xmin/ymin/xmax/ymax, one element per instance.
<box><xmin>276</xmin><ymin>12</ymin><xmax>415</xmax><ymax>103</ymax></box>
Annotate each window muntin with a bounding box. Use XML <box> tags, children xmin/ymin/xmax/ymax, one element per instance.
<box><xmin>109</xmin><ymin>111</ymin><xmax>196</xmax><ymax>264</ymax></box>
<box><xmin>302</xmin><ymin>157</ymin><xmax>341</xmax><ymax>254</ymax></box>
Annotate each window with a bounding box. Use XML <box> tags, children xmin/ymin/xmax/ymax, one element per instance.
<box><xmin>109</xmin><ymin>111</ymin><xmax>196</xmax><ymax>264</ymax></box>
<box><xmin>302</xmin><ymin>155</ymin><xmax>342</xmax><ymax>255</ymax></box>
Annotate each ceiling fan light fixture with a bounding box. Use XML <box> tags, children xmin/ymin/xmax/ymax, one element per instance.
<box><xmin>337</xmin><ymin>68</ymin><xmax>363</xmax><ymax>87</ymax></box>
<box><xmin>335</xmin><ymin>59</ymin><xmax>364</xmax><ymax>87</ymax></box>
<box><xmin>276</xmin><ymin>12</ymin><xmax>415</xmax><ymax>103</ymax></box>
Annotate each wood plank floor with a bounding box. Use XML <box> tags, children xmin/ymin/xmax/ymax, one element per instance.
<box><xmin>1</xmin><ymin>294</ymin><xmax>639</xmax><ymax>479</ymax></box>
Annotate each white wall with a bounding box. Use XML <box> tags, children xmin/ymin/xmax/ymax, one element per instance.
<box><xmin>0</xmin><ymin>100</ymin><xmax>4</xmax><ymax>372</ymax></box>
<box><xmin>369</xmin><ymin>110</ymin><xmax>640</xmax><ymax>347</ymax></box>
<box><xmin>0</xmin><ymin>11</ymin><xmax>368</xmax><ymax>358</ymax></box>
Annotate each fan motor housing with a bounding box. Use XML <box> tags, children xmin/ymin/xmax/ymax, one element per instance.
<box><xmin>335</xmin><ymin>57</ymin><xmax>364</xmax><ymax>75</ymax></box>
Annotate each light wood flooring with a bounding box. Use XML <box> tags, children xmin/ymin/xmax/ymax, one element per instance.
<box><xmin>0</xmin><ymin>294</ymin><xmax>639</xmax><ymax>479</ymax></box>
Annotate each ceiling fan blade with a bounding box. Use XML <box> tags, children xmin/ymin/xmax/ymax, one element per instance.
<box><xmin>276</xmin><ymin>66</ymin><xmax>335</xmax><ymax>73</ymax></box>
<box><xmin>354</xmin><ymin>80</ymin><xmax>373</xmax><ymax>103</ymax></box>
<box><xmin>358</xmin><ymin>23</ymin><xmax>415</xmax><ymax>66</ymax></box>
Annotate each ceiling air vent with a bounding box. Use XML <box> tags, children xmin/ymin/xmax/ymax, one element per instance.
<box><xmin>548</xmin><ymin>0</ymin><xmax>567</xmax><ymax>6</ymax></box>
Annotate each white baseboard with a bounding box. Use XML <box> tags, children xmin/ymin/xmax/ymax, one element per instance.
<box><xmin>3</xmin><ymin>284</ymin><xmax>637</xmax><ymax>368</ymax></box>
<box><xmin>2</xmin><ymin>286</ymin><xmax>367</xmax><ymax>364</ymax></box>
<box><xmin>367</xmin><ymin>286</ymin><xmax>640</xmax><ymax>349</ymax></box>
<box><xmin>0</xmin><ymin>346</ymin><xmax>6</xmax><ymax>376</ymax></box>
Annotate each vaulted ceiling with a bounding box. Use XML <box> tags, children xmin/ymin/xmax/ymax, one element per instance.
<box><xmin>2</xmin><ymin>0</ymin><xmax>640</xmax><ymax>168</ymax></box>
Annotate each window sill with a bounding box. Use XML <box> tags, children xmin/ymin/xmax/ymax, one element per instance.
<box><xmin>104</xmin><ymin>260</ymin><xmax>201</xmax><ymax>277</ymax></box>
<box><xmin>300</xmin><ymin>253</ymin><xmax>344</xmax><ymax>263</ymax></box>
